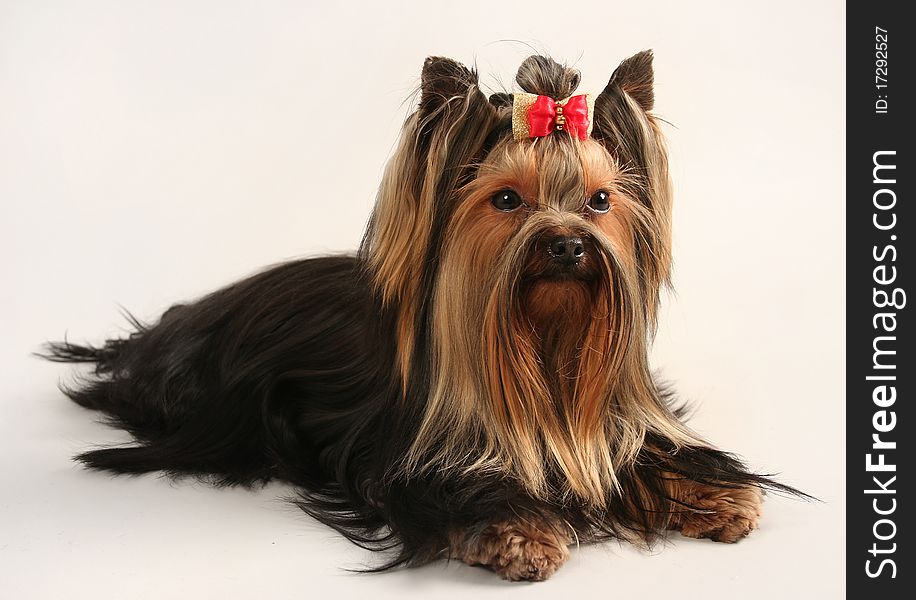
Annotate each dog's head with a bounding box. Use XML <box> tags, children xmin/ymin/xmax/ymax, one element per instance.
<box><xmin>363</xmin><ymin>53</ymin><xmax>694</xmax><ymax>503</ymax></box>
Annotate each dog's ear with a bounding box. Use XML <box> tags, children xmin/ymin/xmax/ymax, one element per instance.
<box><xmin>591</xmin><ymin>50</ymin><xmax>664</xmax><ymax>198</ymax></box>
<box><xmin>602</xmin><ymin>50</ymin><xmax>654</xmax><ymax>111</ymax></box>
<box><xmin>419</xmin><ymin>57</ymin><xmax>478</xmax><ymax>114</ymax></box>
<box><xmin>362</xmin><ymin>56</ymin><xmax>499</xmax><ymax>376</ymax></box>
<box><xmin>591</xmin><ymin>51</ymin><xmax>658</xmax><ymax>161</ymax></box>
<box><xmin>592</xmin><ymin>50</ymin><xmax>672</xmax><ymax>324</ymax></box>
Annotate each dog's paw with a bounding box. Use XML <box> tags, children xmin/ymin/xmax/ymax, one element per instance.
<box><xmin>488</xmin><ymin>525</ymin><xmax>569</xmax><ymax>581</ymax></box>
<box><xmin>673</xmin><ymin>485</ymin><xmax>763</xmax><ymax>543</ymax></box>
<box><xmin>453</xmin><ymin>520</ymin><xmax>570</xmax><ymax>581</ymax></box>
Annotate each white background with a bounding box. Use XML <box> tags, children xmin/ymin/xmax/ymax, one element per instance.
<box><xmin>1</xmin><ymin>1</ymin><xmax>844</xmax><ymax>598</ymax></box>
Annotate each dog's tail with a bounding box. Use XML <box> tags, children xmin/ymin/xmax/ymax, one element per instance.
<box><xmin>43</xmin><ymin>335</ymin><xmax>130</xmax><ymax>371</ymax></box>
<box><xmin>41</xmin><ymin>309</ymin><xmax>151</xmax><ymax>373</ymax></box>
<box><xmin>42</xmin><ymin>341</ymin><xmax>131</xmax><ymax>411</ymax></box>
<box><xmin>39</xmin><ymin>308</ymin><xmax>178</xmax><ymax>434</ymax></box>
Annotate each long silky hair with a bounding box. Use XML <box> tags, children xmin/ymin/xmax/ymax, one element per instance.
<box><xmin>45</xmin><ymin>52</ymin><xmax>808</xmax><ymax>572</ymax></box>
<box><xmin>362</xmin><ymin>53</ymin><xmax>704</xmax><ymax>506</ymax></box>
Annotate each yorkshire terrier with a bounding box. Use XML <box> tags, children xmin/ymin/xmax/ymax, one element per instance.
<box><xmin>45</xmin><ymin>51</ymin><xmax>804</xmax><ymax>581</ymax></box>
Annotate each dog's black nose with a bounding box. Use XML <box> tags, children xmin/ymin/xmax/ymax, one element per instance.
<box><xmin>547</xmin><ymin>236</ymin><xmax>585</xmax><ymax>265</ymax></box>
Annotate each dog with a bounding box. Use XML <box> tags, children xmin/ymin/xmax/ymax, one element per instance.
<box><xmin>45</xmin><ymin>51</ymin><xmax>805</xmax><ymax>581</ymax></box>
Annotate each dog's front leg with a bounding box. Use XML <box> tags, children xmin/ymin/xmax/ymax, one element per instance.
<box><xmin>448</xmin><ymin>517</ymin><xmax>571</xmax><ymax>581</ymax></box>
<box><xmin>665</xmin><ymin>474</ymin><xmax>764</xmax><ymax>543</ymax></box>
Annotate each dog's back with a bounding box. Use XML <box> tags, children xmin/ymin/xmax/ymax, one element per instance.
<box><xmin>45</xmin><ymin>255</ymin><xmax>387</xmax><ymax>487</ymax></box>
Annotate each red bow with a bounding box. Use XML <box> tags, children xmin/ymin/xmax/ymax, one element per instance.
<box><xmin>513</xmin><ymin>93</ymin><xmax>593</xmax><ymax>141</ymax></box>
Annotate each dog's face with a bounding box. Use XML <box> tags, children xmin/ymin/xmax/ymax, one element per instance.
<box><xmin>442</xmin><ymin>135</ymin><xmax>641</xmax><ymax>340</ymax></box>
<box><xmin>364</xmin><ymin>52</ymin><xmax>691</xmax><ymax>504</ymax></box>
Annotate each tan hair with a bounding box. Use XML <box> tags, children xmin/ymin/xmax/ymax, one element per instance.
<box><xmin>363</xmin><ymin>54</ymin><xmax>702</xmax><ymax>506</ymax></box>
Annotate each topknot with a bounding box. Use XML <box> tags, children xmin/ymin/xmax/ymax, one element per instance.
<box><xmin>515</xmin><ymin>56</ymin><xmax>581</xmax><ymax>100</ymax></box>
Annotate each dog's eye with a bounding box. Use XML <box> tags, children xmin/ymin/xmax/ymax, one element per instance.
<box><xmin>587</xmin><ymin>190</ymin><xmax>611</xmax><ymax>213</ymax></box>
<box><xmin>491</xmin><ymin>190</ymin><xmax>523</xmax><ymax>211</ymax></box>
